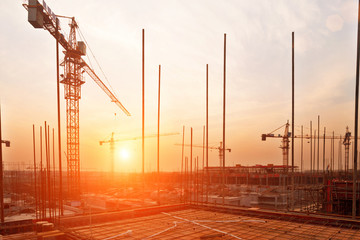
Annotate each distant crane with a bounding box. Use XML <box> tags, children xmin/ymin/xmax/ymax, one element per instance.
<box><xmin>100</xmin><ymin>132</ymin><xmax>179</xmax><ymax>177</ymax></box>
<box><xmin>261</xmin><ymin>122</ymin><xmax>291</xmax><ymax>167</ymax></box>
<box><xmin>24</xmin><ymin>0</ymin><xmax>130</xmax><ymax>198</ymax></box>
<box><xmin>175</xmin><ymin>142</ymin><xmax>231</xmax><ymax>167</ymax></box>
<box><xmin>1</xmin><ymin>140</ymin><xmax>10</xmax><ymax>148</ymax></box>
<box><xmin>262</xmin><ymin>123</ymin><xmax>354</xmax><ymax>173</ymax></box>
<box><xmin>343</xmin><ymin>127</ymin><xmax>351</xmax><ymax>173</ymax></box>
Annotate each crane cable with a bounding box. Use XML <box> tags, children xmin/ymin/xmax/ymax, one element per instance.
<box><xmin>76</xmin><ymin>24</ymin><xmax>119</xmax><ymax>99</ymax></box>
<box><xmin>268</xmin><ymin>123</ymin><xmax>287</xmax><ymax>134</ymax></box>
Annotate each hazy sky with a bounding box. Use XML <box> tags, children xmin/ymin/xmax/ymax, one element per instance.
<box><xmin>0</xmin><ymin>0</ymin><xmax>359</xmax><ymax>172</ymax></box>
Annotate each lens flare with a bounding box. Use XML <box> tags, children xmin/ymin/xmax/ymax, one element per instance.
<box><xmin>119</xmin><ymin>148</ymin><xmax>130</xmax><ymax>161</ymax></box>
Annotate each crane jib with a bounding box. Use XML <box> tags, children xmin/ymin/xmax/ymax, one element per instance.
<box><xmin>81</xmin><ymin>61</ymin><xmax>131</xmax><ymax>116</ymax></box>
<box><xmin>26</xmin><ymin>0</ymin><xmax>131</xmax><ymax>117</ymax></box>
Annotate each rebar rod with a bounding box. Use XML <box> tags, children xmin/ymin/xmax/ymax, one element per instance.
<box><xmin>181</xmin><ymin>126</ymin><xmax>185</xmax><ymax>202</ymax></box>
<box><xmin>206</xmin><ymin>64</ymin><xmax>209</xmax><ymax>203</ymax></box>
<box><xmin>222</xmin><ymin>33</ymin><xmax>227</xmax><ymax>206</ymax></box>
<box><xmin>33</xmin><ymin>125</ymin><xmax>38</xmax><ymax>220</ymax></box>
<box><xmin>353</xmin><ymin>0</ymin><xmax>360</xmax><ymax>219</ymax></box>
<box><xmin>190</xmin><ymin>127</ymin><xmax>193</xmax><ymax>203</ymax></box>
<box><xmin>142</xmin><ymin>28</ymin><xmax>145</xmax><ymax>201</ymax></box>
<box><xmin>157</xmin><ymin>64</ymin><xmax>161</xmax><ymax>205</ymax></box>
<box><xmin>291</xmin><ymin>31</ymin><xmax>295</xmax><ymax>210</ymax></box>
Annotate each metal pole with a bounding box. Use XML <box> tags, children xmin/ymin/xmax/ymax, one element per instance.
<box><xmin>206</xmin><ymin>64</ymin><xmax>209</xmax><ymax>203</ymax></box>
<box><xmin>195</xmin><ymin>156</ymin><xmax>197</xmax><ymax>204</ymax></box>
<box><xmin>47</xmin><ymin>125</ymin><xmax>51</xmax><ymax>220</ymax></box>
<box><xmin>301</xmin><ymin>125</ymin><xmax>303</xmax><ymax>173</ymax></box>
<box><xmin>318</xmin><ymin>115</ymin><xmax>320</xmax><ymax>173</ymax></box>
<box><xmin>310</xmin><ymin>121</ymin><xmax>312</xmax><ymax>175</ymax></box>
<box><xmin>45</xmin><ymin>122</ymin><xmax>50</xmax><ymax>219</ymax></box>
<box><xmin>291</xmin><ymin>32</ymin><xmax>295</xmax><ymax>174</ymax></box>
<box><xmin>190</xmin><ymin>127</ymin><xmax>193</xmax><ymax>203</ymax></box>
<box><xmin>339</xmin><ymin>135</ymin><xmax>342</xmax><ymax>171</ymax></box>
<box><xmin>181</xmin><ymin>126</ymin><xmax>185</xmax><ymax>200</ymax></box>
<box><xmin>291</xmin><ymin>32</ymin><xmax>295</xmax><ymax>210</ymax></box>
<box><xmin>202</xmin><ymin>125</ymin><xmax>205</xmax><ymax>204</ymax></box>
<box><xmin>353</xmin><ymin>144</ymin><xmax>354</xmax><ymax>171</ymax></box>
<box><xmin>353</xmin><ymin>0</ymin><xmax>360</xmax><ymax>219</ymax></box>
<box><xmin>40</xmin><ymin>126</ymin><xmax>44</xmax><ymax>219</ymax></box>
<box><xmin>194</xmin><ymin>156</ymin><xmax>196</xmax><ymax>204</ymax></box>
<box><xmin>52</xmin><ymin>128</ymin><xmax>56</xmax><ymax>220</ymax></box>
<box><xmin>197</xmin><ymin>156</ymin><xmax>199</xmax><ymax>204</ymax></box>
<box><xmin>185</xmin><ymin>157</ymin><xmax>188</xmax><ymax>203</ymax></box>
<box><xmin>157</xmin><ymin>64</ymin><xmax>161</xmax><ymax>205</ymax></box>
<box><xmin>314</xmin><ymin>130</ymin><xmax>316</xmax><ymax>175</ymax></box>
<box><xmin>329</xmin><ymin>132</ymin><xmax>334</xmax><ymax>174</ymax></box>
<box><xmin>0</xmin><ymin>106</ymin><xmax>4</xmax><ymax>223</ymax></box>
<box><xmin>323</xmin><ymin>127</ymin><xmax>326</xmax><ymax>174</ymax></box>
<box><xmin>181</xmin><ymin>126</ymin><xmax>185</xmax><ymax>202</ymax></box>
<box><xmin>331</xmin><ymin>131</ymin><xmax>335</xmax><ymax>172</ymax></box>
<box><xmin>55</xmin><ymin>18</ymin><xmax>63</xmax><ymax>216</ymax></box>
<box><xmin>222</xmin><ymin>33</ymin><xmax>227</xmax><ymax>206</ymax></box>
<box><xmin>142</xmin><ymin>29</ymin><xmax>145</xmax><ymax>200</ymax></box>
<box><xmin>33</xmin><ymin>125</ymin><xmax>38</xmax><ymax>220</ymax></box>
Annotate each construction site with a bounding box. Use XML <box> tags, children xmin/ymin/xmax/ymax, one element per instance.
<box><xmin>2</xmin><ymin>0</ymin><xmax>360</xmax><ymax>239</ymax></box>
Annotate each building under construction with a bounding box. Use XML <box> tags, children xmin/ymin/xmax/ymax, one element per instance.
<box><xmin>1</xmin><ymin>162</ymin><xmax>360</xmax><ymax>239</ymax></box>
<box><xmin>3</xmin><ymin>0</ymin><xmax>360</xmax><ymax>239</ymax></box>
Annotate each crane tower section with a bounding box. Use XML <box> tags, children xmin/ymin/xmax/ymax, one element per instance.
<box><xmin>60</xmin><ymin>19</ymin><xmax>85</xmax><ymax>198</ymax></box>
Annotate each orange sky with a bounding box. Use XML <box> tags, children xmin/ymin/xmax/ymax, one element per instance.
<box><xmin>0</xmin><ymin>0</ymin><xmax>359</xmax><ymax>172</ymax></box>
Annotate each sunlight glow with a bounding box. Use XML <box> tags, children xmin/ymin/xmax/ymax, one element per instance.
<box><xmin>119</xmin><ymin>148</ymin><xmax>130</xmax><ymax>162</ymax></box>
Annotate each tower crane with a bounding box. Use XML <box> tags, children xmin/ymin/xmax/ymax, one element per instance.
<box><xmin>24</xmin><ymin>0</ymin><xmax>130</xmax><ymax>198</ymax></box>
<box><xmin>261</xmin><ymin>122</ymin><xmax>291</xmax><ymax>167</ymax></box>
<box><xmin>100</xmin><ymin>132</ymin><xmax>179</xmax><ymax>178</ymax></box>
<box><xmin>262</xmin><ymin>123</ymin><xmax>354</xmax><ymax>173</ymax></box>
<box><xmin>343</xmin><ymin>127</ymin><xmax>351</xmax><ymax>173</ymax></box>
<box><xmin>175</xmin><ymin>142</ymin><xmax>231</xmax><ymax>167</ymax></box>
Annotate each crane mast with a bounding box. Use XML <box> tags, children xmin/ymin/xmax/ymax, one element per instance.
<box><xmin>60</xmin><ymin>18</ymin><xmax>85</xmax><ymax>198</ymax></box>
<box><xmin>344</xmin><ymin>127</ymin><xmax>351</xmax><ymax>174</ymax></box>
<box><xmin>281</xmin><ymin>123</ymin><xmax>290</xmax><ymax>167</ymax></box>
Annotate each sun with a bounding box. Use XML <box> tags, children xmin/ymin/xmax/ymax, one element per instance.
<box><xmin>119</xmin><ymin>148</ymin><xmax>130</xmax><ymax>162</ymax></box>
